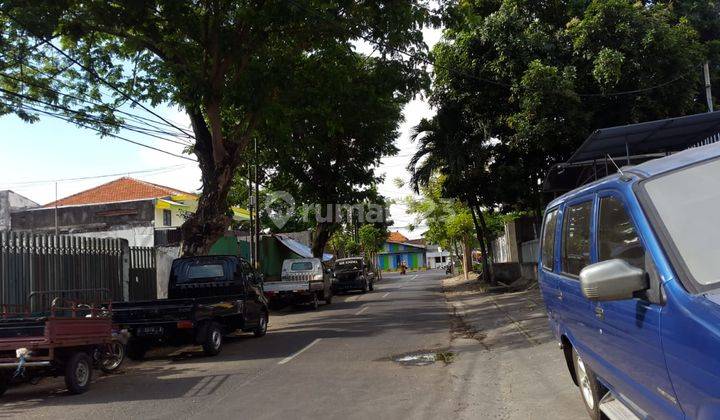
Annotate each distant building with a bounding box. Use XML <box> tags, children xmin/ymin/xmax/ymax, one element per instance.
<box><xmin>0</xmin><ymin>190</ymin><xmax>39</xmax><ymax>231</ymax></box>
<box><xmin>425</xmin><ymin>244</ymin><xmax>451</xmax><ymax>269</ymax></box>
<box><xmin>375</xmin><ymin>231</ymin><xmax>426</xmax><ymax>270</ymax></box>
<box><xmin>9</xmin><ymin>177</ymin><xmax>249</xmax><ymax>247</ymax></box>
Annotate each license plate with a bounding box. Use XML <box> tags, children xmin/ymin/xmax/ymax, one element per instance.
<box><xmin>137</xmin><ymin>326</ymin><xmax>164</xmax><ymax>336</ymax></box>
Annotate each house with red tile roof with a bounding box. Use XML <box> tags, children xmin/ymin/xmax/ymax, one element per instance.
<box><xmin>10</xmin><ymin>177</ymin><xmax>249</xmax><ymax>247</ymax></box>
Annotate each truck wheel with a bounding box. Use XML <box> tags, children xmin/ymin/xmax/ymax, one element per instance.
<box><xmin>573</xmin><ymin>348</ymin><xmax>605</xmax><ymax>419</ymax></box>
<box><xmin>126</xmin><ymin>339</ymin><xmax>147</xmax><ymax>361</ymax></box>
<box><xmin>203</xmin><ymin>323</ymin><xmax>223</xmax><ymax>356</ymax></box>
<box><xmin>325</xmin><ymin>291</ymin><xmax>332</xmax><ymax>305</ymax></box>
<box><xmin>361</xmin><ymin>280</ymin><xmax>369</xmax><ymax>294</ymax></box>
<box><xmin>369</xmin><ymin>281</ymin><xmax>374</xmax><ymax>292</ymax></box>
<box><xmin>311</xmin><ymin>293</ymin><xmax>320</xmax><ymax>310</ymax></box>
<box><xmin>65</xmin><ymin>352</ymin><xmax>92</xmax><ymax>395</ymax></box>
<box><xmin>254</xmin><ymin>311</ymin><xmax>268</xmax><ymax>337</ymax></box>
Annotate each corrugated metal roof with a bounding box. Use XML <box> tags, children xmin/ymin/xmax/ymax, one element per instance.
<box><xmin>274</xmin><ymin>234</ymin><xmax>333</xmax><ymax>262</ymax></box>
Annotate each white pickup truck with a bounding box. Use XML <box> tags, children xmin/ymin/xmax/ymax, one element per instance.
<box><xmin>262</xmin><ymin>258</ymin><xmax>333</xmax><ymax>309</ymax></box>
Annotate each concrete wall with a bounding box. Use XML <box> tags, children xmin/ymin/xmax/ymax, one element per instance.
<box><xmin>0</xmin><ymin>190</ymin><xmax>39</xmax><ymax>231</ymax></box>
<box><xmin>493</xmin><ymin>262</ymin><xmax>537</xmax><ymax>283</ymax></box>
<box><xmin>156</xmin><ymin>246</ymin><xmax>181</xmax><ymax>298</ymax></box>
<box><xmin>11</xmin><ymin>199</ymin><xmax>155</xmax><ymax>239</ymax></box>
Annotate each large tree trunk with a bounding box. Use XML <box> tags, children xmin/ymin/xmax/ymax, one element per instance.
<box><xmin>462</xmin><ymin>237</ymin><xmax>472</xmax><ymax>281</ymax></box>
<box><xmin>312</xmin><ymin>221</ymin><xmax>335</xmax><ymax>258</ymax></box>
<box><xmin>469</xmin><ymin>204</ymin><xmax>494</xmax><ymax>284</ymax></box>
<box><xmin>180</xmin><ymin>108</ymin><xmax>246</xmax><ymax>256</ymax></box>
<box><xmin>477</xmin><ymin>208</ymin><xmax>496</xmax><ymax>285</ymax></box>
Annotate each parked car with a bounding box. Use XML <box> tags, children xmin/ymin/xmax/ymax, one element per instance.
<box><xmin>332</xmin><ymin>257</ymin><xmax>374</xmax><ymax>293</ymax></box>
<box><xmin>113</xmin><ymin>256</ymin><xmax>268</xmax><ymax>360</ymax></box>
<box><xmin>263</xmin><ymin>258</ymin><xmax>332</xmax><ymax>309</ymax></box>
<box><xmin>538</xmin><ymin>143</ymin><xmax>720</xmax><ymax>419</ymax></box>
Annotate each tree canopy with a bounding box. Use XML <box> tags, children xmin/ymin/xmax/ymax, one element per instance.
<box><xmin>0</xmin><ymin>0</ymin><xmax>433</xmax><ymax>255</ymax></box>
<box><xmin>408</xmin><ymin>0</ymin><xmax>711</xmax><ymax>280</ymax></box>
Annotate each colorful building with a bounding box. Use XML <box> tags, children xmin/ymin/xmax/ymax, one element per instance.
<box><xmin>375</xmin><ymin>231</ymin><xmax>426</xmax><ymax>270</ymax></box>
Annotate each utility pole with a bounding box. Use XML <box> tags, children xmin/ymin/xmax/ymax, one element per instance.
<box><xmin>247</xmin><ymin>164</ymin><xmax>254</xmax><ymax>266</ymax></box>
<box><xmin>704</xmin><ymin>61</ymin><xmax>714</xmax><ymax>112</ymax></box>
<box><xmin>54</xmin><ymin>181</ymin><xmax>59</xmax><ymax>235</ymax></box>
<box><xmin>254</xmin><ymin>137</ymin><xmax>261</xmax><ymax>270</ymax></box>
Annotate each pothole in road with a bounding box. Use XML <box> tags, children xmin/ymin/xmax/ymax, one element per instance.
<box><xmin>388</xmin><ymin>350</ymin><xmax>456</xmax><ymax>366</ymax></box>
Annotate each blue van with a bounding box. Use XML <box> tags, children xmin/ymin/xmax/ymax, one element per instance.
<box><xmin>539</xmin><ymin>142</ymin><xmax>720</xmax><ymax>419</ymax></box>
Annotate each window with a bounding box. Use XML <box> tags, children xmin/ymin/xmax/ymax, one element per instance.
<box><xmin>435</xmin><ymin>257</ymin><xmax>442</xmax><ymax>263</ymax></box>
<box><xmin>162</xmin><ymin>209</ymin><xmax>172</xmax><ymax>226</ymax></box>
<box><xmin>562</xmin><ymin>201</ymin><xmax>592</xmax><ymax>276</ymax></box>
<box><xmin>598</xmin><ymin>196</ymin><xmax>644</xmax><ymax>270</ymax></box>
<box><xmin>541</xmin><ymin>209</ymin><xmax>559</xmax><ymax>271</ymax></box>
<box><xmin>290</xmin><ymin>261</ymin><xmax>314</xmax><ymax>271</ymax></box>
<box><xmin>187</xmin><ymin>264</ymin><xmax>225</xmax><ymax>280</ymax></box>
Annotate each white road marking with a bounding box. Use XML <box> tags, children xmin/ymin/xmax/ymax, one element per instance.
<box><xmin>382</xmin><ymin>292</ymin><xmax>390</xmax><ymax>298</ymax></box>
<box><xmin>347</xmin><ymin>295</ymin><xmax>360</xmax><ymax>302</ymax></box>
<box><xmin>411</xmin><ymin>274</ymin><xmax>418</xmax><ymax>281</ymax></box>
<box><xmin>355</xmin><ymin>306</ymin><xmax>369</xmax><ymax>315</ymax></box>
<box><xmin>278</xmin><ymin>338</ymin><xmax>322</xmax><ymax>365</ymax></box>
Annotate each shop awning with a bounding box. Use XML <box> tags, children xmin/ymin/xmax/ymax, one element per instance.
<box><xmin>568</xmin><ymin>111</ymin><xmax>720</xmax><ymax>163</ymax></box>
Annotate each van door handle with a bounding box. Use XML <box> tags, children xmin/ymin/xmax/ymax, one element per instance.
<box><xmin>594</xmin><ymin>306</ymin><xmax>604</xmax><ymax>320</ymax></box>
<box><xmin>556</xmin><ymin>291</ymin><xmax>563</xmax><ymax>301</ymax></box>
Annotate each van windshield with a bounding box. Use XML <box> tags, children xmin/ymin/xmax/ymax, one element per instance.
<box><xmin>644</xmin><ymin>157</ymin><xmax>720</xmax><ymax>288</ymax></box>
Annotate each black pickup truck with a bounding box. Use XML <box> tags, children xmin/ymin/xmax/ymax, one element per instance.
<box><xmin>113</xmin><ymin>256</ymin><xmax>268</xmax><ymax>360</ymax></box>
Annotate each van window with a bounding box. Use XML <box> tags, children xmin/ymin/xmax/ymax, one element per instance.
<box><xmin>541</xmin><ymin>209</ymin><xmax>558</xmax><ymax>271</ymax></box>
<box><xmin>290</xmin><ymin>261</ymin><xmax>313</xmax><ymax>271</ymax></box>
<box><xmin>598</xmin><ymin>196</ymin><xmax>644</xmax><ymax>270</ymax></box>
<box><xmin>562</xmin><ymin>201</ymin><xmax>592</xmax><ymax>276</ymax></box>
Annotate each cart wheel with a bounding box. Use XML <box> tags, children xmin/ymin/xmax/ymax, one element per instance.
<box><xmin>101</xmin><ymin>342</ymin><xmax>126</xmax><ymax>373</ymax></box>
<box><xmin>65</xmin><ymin>352</ymin><xmax>92</xmax><ymax>395</ymax></box>
<box><xmin>202</xmin><ymin>322</ymin><xmax>223</xmax><ymax>356</ymax></box>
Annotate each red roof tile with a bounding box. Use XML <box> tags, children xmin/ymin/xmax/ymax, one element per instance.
<box><xmin>387</xmin><ymin>231</ymin><xmax>409</xmax><ymax>243</ymax></box>
<box><xmin>44</xmin><ymin>177</ymin><xmax>195</xmax><ymax>207</ymax></box>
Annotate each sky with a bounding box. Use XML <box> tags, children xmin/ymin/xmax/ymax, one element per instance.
<box><xmin>0</xmin><ymin>27</ymin><xmax>443</xmax><ymax>239</ymax></box>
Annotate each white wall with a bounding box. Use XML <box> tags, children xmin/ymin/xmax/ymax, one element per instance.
<box><xmin>156</xmin><ymin>246</ymin><xmax>181</xmax><ymax>298</ymax></box>
<box><xmin>71</xmin><ymin>226</ymin><xmax>155</xmax><ymax>247</ymax></box>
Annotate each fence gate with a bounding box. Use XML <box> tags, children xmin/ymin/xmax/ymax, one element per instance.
<box><xmin>129</xmin><ymin>247</ymin><xmax>157</xmax><ymax>301</ymax></box>
<box><xmin>0</xmin><ymin>231</ymin><xmax>125</xmax><ymax>308</ymax></box>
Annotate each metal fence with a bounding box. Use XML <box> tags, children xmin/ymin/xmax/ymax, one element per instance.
<box><xmin>129</xmin><ymin>247</ymin><xmax>157</xmax><ymax>301</ymax></box>
<box><xmin>0</xmin><ymin>231</ymin><xmax>126</xmax><ymax>308</ymax></box>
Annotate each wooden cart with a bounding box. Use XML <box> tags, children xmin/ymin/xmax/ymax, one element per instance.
<box><xmin>0</xmin><ymin>290</ymin><xmax>115</xmax><ymax>396</ymax></box>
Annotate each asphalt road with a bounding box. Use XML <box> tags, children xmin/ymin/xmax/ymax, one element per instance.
<box><xmin>0</xmin><ymin>270</ymin><xmax>584</xmax><ymax>419</ymax></box>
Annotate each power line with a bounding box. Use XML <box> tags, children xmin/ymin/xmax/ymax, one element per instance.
<box><xmin>3</xmin><ymin>98</ymin><xmax>197</xmax><ymax>162</ymax></box>
<box><xmin>287</xmin><ymin>0</ymin><xmax>696</xmax><ymax>98</ymax></box>
<box><xmin>1</xmin><ymin>10</ymin><xmax>196</xmax><ymax>139</ymax></box>
<box><xmin>0</xmin><ymin>86</ymin><xmax>191</xmax><ymax>147</ymax></box>
<box><xmin>0</xmin><ymin>68</ymin><xmax>193</xmax><ymax>142</ymax></box>
<box><xmin>2</xmin><ymin>164</ymin><xmax>192</xmax><ymax>187</ymax></box>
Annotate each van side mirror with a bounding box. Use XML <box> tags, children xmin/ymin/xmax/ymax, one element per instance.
<box><xmin>325</xmin><ymin>268</ymin><xmax>332</xmax><ymax>274</ymax></box>
<box><xmin>580</xmin><ymin>259</ymin><xmax>647</xmax><ymax>301</ymax></box>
